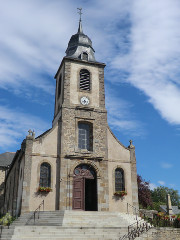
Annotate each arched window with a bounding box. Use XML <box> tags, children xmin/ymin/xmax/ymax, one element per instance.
<box><xmin>79</xmin><ymin>69</ymin><xmax>90</xmax><ymax>91</ymax></box>
<box><xmin>40</xmin><ymin>163</ymin><xmax>51</xmax><ymax>187</ymax></box>
<box><xmin>82</xmin><ymin>52</ymin><xmax>88</xmax><ymax>61</ymax></box>
<box><xmin>78</xmin><ymin>122</ymin><xmax>93</xmax><ymax>151</ymax></box>
<box><xmin>115</xmin><ymin>168</ymin><xmax>125</xmax><ymax>192</ymax></box>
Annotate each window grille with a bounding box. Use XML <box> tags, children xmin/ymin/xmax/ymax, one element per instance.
<box><xmin>115</xmin><ymin>168</ymin><xmax>125</xmax><ymax>192</ymax></box>
<box><xmin>40</xmin><ymin>163</ymin><xmax>51</xmax><ymax>187</ymax></box>
<box><xmin>78</xmin><ymin>122</ymin><xmax>92</xmax><ymax>151</ymax></box>
<box><xmin>79</xmin><ymin>69</ymin><xmax>90</xmax><ymax>91</ymax></box>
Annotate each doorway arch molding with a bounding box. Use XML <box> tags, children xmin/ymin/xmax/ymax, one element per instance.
<box><xmin>69</xmin><ymin>160</ymin><xmax>101</xmax><ymax>179</ymax></box>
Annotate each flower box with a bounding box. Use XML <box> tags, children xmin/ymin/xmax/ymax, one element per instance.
<box><xmin>38</xmin><ymin>187</ymin><xmax>52</xmax><ymax>193</ymax></box>
<box><xmin>114</xmin><ymin>191</ymin><xmax>127</xmax><ymax>197</ymax></box>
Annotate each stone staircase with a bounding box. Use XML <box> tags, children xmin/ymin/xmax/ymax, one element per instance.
<box><xmin>0</xmin><ymin>210</ymin><xmax>147</xmax><ymax>240</ymax></box>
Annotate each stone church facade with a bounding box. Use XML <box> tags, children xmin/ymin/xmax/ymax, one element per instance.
<box><xmin>2</xmin><ymin>20</ymin><xmax>139</xmax><ymax>217</ymax></box>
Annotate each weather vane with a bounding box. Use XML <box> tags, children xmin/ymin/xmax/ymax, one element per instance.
<box><xmin>77</xmin><ymin>7</ymin><xmax>82</xmax><ymax>21</ymax></box>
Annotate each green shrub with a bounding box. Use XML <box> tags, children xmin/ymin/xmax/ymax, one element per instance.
<box><xmin>0</xmin><ymin>213</ymin><xmax>13</xmax><ymax>226</ymax></box>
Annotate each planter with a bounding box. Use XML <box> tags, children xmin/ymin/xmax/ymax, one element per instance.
<box><xmin>114</xmin><ymin>191</ymin><xmax>127</xmax><ymax>197</ymax></box>
<box><xmin>38</xmin><ymin>187</ymin><xmax>52</xmax><ymax>193</ymax></box>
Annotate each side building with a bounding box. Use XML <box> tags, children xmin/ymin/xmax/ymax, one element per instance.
<box><xmin>2</xmin><ymin>20</ymin><xmax>139</xmax><ymax>217</ymax></box>
<box><xmin>0</xmin><ymin>152</ymin><xmax>15</xmax><ymax>215</ymax></box>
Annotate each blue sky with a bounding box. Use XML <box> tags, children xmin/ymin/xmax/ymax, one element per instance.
<box><xmin>0</xmin><ymin>0</ymin><xmax>179</xmax><ymax>193</ymax></box>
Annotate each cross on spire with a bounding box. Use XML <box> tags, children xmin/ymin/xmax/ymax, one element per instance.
<box><xmin>77</xmin><ymin>7</ymin><xmax>82</xmax><ymax>21</ymax></box>
<box><xmin>77</xmin><ymin>8</ymin><xmax>83</xmax><ymax>33</ymax></box>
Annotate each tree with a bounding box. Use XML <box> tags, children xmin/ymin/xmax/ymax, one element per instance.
<box><xmin>151</xmin><ymin>186</ymin><xmax>180</xmax><ymax>206</ymax></box>
<box><xmin>137</xmin><ymin>175</ymin><xmax>153</xmax><ymax>208</ymax></box>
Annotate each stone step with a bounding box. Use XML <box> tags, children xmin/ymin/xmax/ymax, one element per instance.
<box><xmin>10</xmin><ymin>236</ymin><xmax>119</xmax><ymax>240</ymax></box>
<box><xmin>1</xmin><ymin>211</ymin><xmax>148</xmax><ymax>240</ymax></box>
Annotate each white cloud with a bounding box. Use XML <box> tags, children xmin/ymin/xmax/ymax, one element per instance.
<box><xmin>149</xmin><ymin>183</ymin><xmax>157</xmax><ymax>190</ymax></box>
<box><xmin>106</xmin><ymin>90</ymin><xmax>145</xmax><ymax>137</ymax></box>
<box><xmin>161</xmin><ymin>162</ymin><xmax>173</xmax><ymax>169</ymax></box>
<box><xmin>0</xmin><ymin>106</ymin><xmax>50</xmax><ymax>151</ymax></box>
<box><xmin>0</xmin><ymin>0</ymin><xmax>78</xmax><ymax>94</ymax></box>
<box><xmin>111</xmin><ymin>0</ymin><xmax>180</xmax><ymax>125</ymax></box>
<box><xmin>1</xmin><ymin>0</ymin><xmax>180</xmax><ymax>152</ymax></box>
<box><xmin>158</xmin><ymin>181</ymin><xmax>165</xmax><ymax>186</ymax></box>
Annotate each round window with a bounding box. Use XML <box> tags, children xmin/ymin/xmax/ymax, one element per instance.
<box><xmin>74</xmin><ymin>169</ymin><xmax>80</xmax><ymax>175</ymax></box>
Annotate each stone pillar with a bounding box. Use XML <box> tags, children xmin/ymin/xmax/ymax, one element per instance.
<box><xmin>21</xmin><ymin>132</ymin><xmax>33</xmax><ymax>213</ymax></box>
<box><xmin>167</xmin><ymin>194</ymin><xmax>173</xmax><ymax>215</ymax></box>
<box><xmin>128</xmin><ymin>140</ymin><xmax>139</xmax><ymax>210</ymax></box>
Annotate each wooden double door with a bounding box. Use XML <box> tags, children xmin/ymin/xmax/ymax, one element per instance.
<box><xmin>72</xmin><ymin>164</ymin><xmax>97</xmax><ymax>211</ymax></box>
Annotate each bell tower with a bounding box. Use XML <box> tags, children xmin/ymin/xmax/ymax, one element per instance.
<box><xmin>53</xmin><ymin>11</ymin><xmax>109</xmax><ymax>211</ymax></box>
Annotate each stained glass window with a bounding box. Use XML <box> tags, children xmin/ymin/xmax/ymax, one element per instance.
<box><xmin>40</xmin><ymin>163</ymin><xmax>51</xmax><ymax>187</ymax></box>
<box><xmin>115</xmin><ymin>168</ymin><xmax>125</xmax><ymax>192</ymax></box>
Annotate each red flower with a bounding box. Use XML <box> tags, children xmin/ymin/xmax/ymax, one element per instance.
<box><xmin>38</xmin><ymin>187</ymin><xmax>52</xmax><ymax>193</ymax></box>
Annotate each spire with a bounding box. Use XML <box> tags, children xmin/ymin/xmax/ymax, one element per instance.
<box><xmin>77</xmin><ymin>7</ymin><xmax>83</xmax><ymax>34</ymax></box>
<box><xmin>65</xmin><ymin>8</ymin><xmax>96</xmax><ymax>62</ymax></box>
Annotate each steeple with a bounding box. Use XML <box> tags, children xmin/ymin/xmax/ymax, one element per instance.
<box><xmin>78</xmin><ymin>20</ymin><xmax>83</xmax><ymax>34</ymax></box>
<box><xmin>65</xmin><ymin>8</ymin><xmax>96</xmax><ymax>62</ymax></box>
<box><xmin>77</xmin><ymin>7</ymin><xmax>83</xmax><ymax>34</ymax></box>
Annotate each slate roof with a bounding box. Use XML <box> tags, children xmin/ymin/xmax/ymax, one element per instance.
<box><xmin>0</xmin><ymin>152</ymin><xmax>15</xmax><ymax>168</ymax></box>
<box><xmin>160</xmin><ymin>205</ymin><xmax>180</xmax><ymax>215</ymax></box>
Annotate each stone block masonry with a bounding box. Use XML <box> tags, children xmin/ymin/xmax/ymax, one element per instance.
<box><xmin>136</xmin><ymin>227</ymin><xmax>180</xmax><ymax>240</ymax></box>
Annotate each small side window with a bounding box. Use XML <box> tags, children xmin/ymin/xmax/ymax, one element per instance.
<box><xmin>40</xmin><ymin>163</ymin><xmax>51</xmax><ymax>187</ymax></box>
<box><xmin>115</xmin><ymin>168</ymin><xmax>125</xmax><ymax>192</ymax></box>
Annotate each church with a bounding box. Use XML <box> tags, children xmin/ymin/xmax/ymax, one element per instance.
<box><xmin>1</xmin><ymin>15</ymin><xmax>139</xmax><ymax>217</ymax></box>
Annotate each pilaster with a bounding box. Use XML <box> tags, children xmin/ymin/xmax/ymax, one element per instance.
<box><xmin>129</xmin><ymin>140</ymin><xmax>139</xmax><ymax>210</ymax></box>
<box><xmin>21</xmin><ymin>134</ymin><xmax>33</xmax><ymax>213</ymax></box>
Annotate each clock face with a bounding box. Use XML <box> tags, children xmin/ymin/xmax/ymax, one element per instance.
<box><xmin>80</xmin><ymin>96</ymin><xmax>89</xmax><ymax>105</ymax></box>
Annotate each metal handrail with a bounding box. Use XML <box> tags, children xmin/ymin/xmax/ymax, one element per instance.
<box><xmin>120</xmin><ymin>220</ymin><xmax>151</xmax><ymax>240</ymax></box>
<box><xmin>0</xmin><ymin>224</ymin><xmax>2</xmax><ymax>239</ymax></box>
<box><xmin>127</xmin><ymin>203</ymin><xmax>142</xmax><ymax>221</ymax></box>
<box><xmin>0</xmin><ymin>222</ymin><xmax>10</xmax><ymax>239</ymax></box>
<box><xmin>26</xmin><ymin>200</ymin><xmax>44</xmax><ymax>225</ymax></box>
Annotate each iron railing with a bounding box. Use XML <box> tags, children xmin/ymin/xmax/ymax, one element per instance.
<box><xmin>127</xmin><ymin>203</ymin><xmax>141</xmax><ymax>221</ymax></box>
<box><xmin>26</xmin><ymin>200</ymin><xmax>44</xmax><ymax>225</ymax></box>
<box><xmin>0</xmin><ymin>223</ymin><xmax>10</xmax><ymax>239</ymax></box>
<box><xmin>120</xmin><ymin>220</ymin><xmax>151</xmax><ymax>240</ymax></box>
<box><xmin>0</xmin><ymin>225</ymin><xmax>2</xmax><ymax>239</ymax></box>
<box><xmin>119</xmin><ymin>203</ymin><xmax>152</xmax><ymax>240</ymax></box>
<box><xmin>149</xmin><ymin>215</ymin><xmax>180</xmax><ymax>228</ymax></box>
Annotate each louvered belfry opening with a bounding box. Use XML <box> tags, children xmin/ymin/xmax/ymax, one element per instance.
<box><xmin>80</xmin><ymin>69</ymin><xmax>90</xmax><ymax>91</ymax></box>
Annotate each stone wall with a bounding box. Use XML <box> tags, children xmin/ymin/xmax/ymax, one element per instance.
<box><xmin>136</xmin><ymin>228</ymin><xmax>180</xmax><ymax>240</ymax></box>
<box><xmin>0</xmin><ymin>168</ymin><xmax>5</xmax><ymax>214</ymax></box>
<box><xmin>29</xmin><ymin>124</ymin><xmax>58</xmax><ymax>211</ymax></box>
<box><xmin>3</xmin><ymin>151</ymin><xmax>23</xmax><ymax>217</ymax></box>
<box><xmin>59</xmin><ymin>107</ymin><xmax>109</xmax><ymax>211</ymax></box>
<box><xmin>0</xmin><ymin>169</ymin><xmax>5</xmax><ymax>186</ymax></box>
<box><xmin>107</xmin><ymin>127</ymin><xmax>134</xmax><ymax>213</ymax></box>
<box><xmin>58</xmin><ymin>58</ymin><xmax>109</xmax><ymax>211</ymax></box>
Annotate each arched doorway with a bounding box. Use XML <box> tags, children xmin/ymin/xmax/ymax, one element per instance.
<box><xmin>72</xmin><ymin>164</ymin><xmax>97</xmax><ymax>211</ymax></box>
